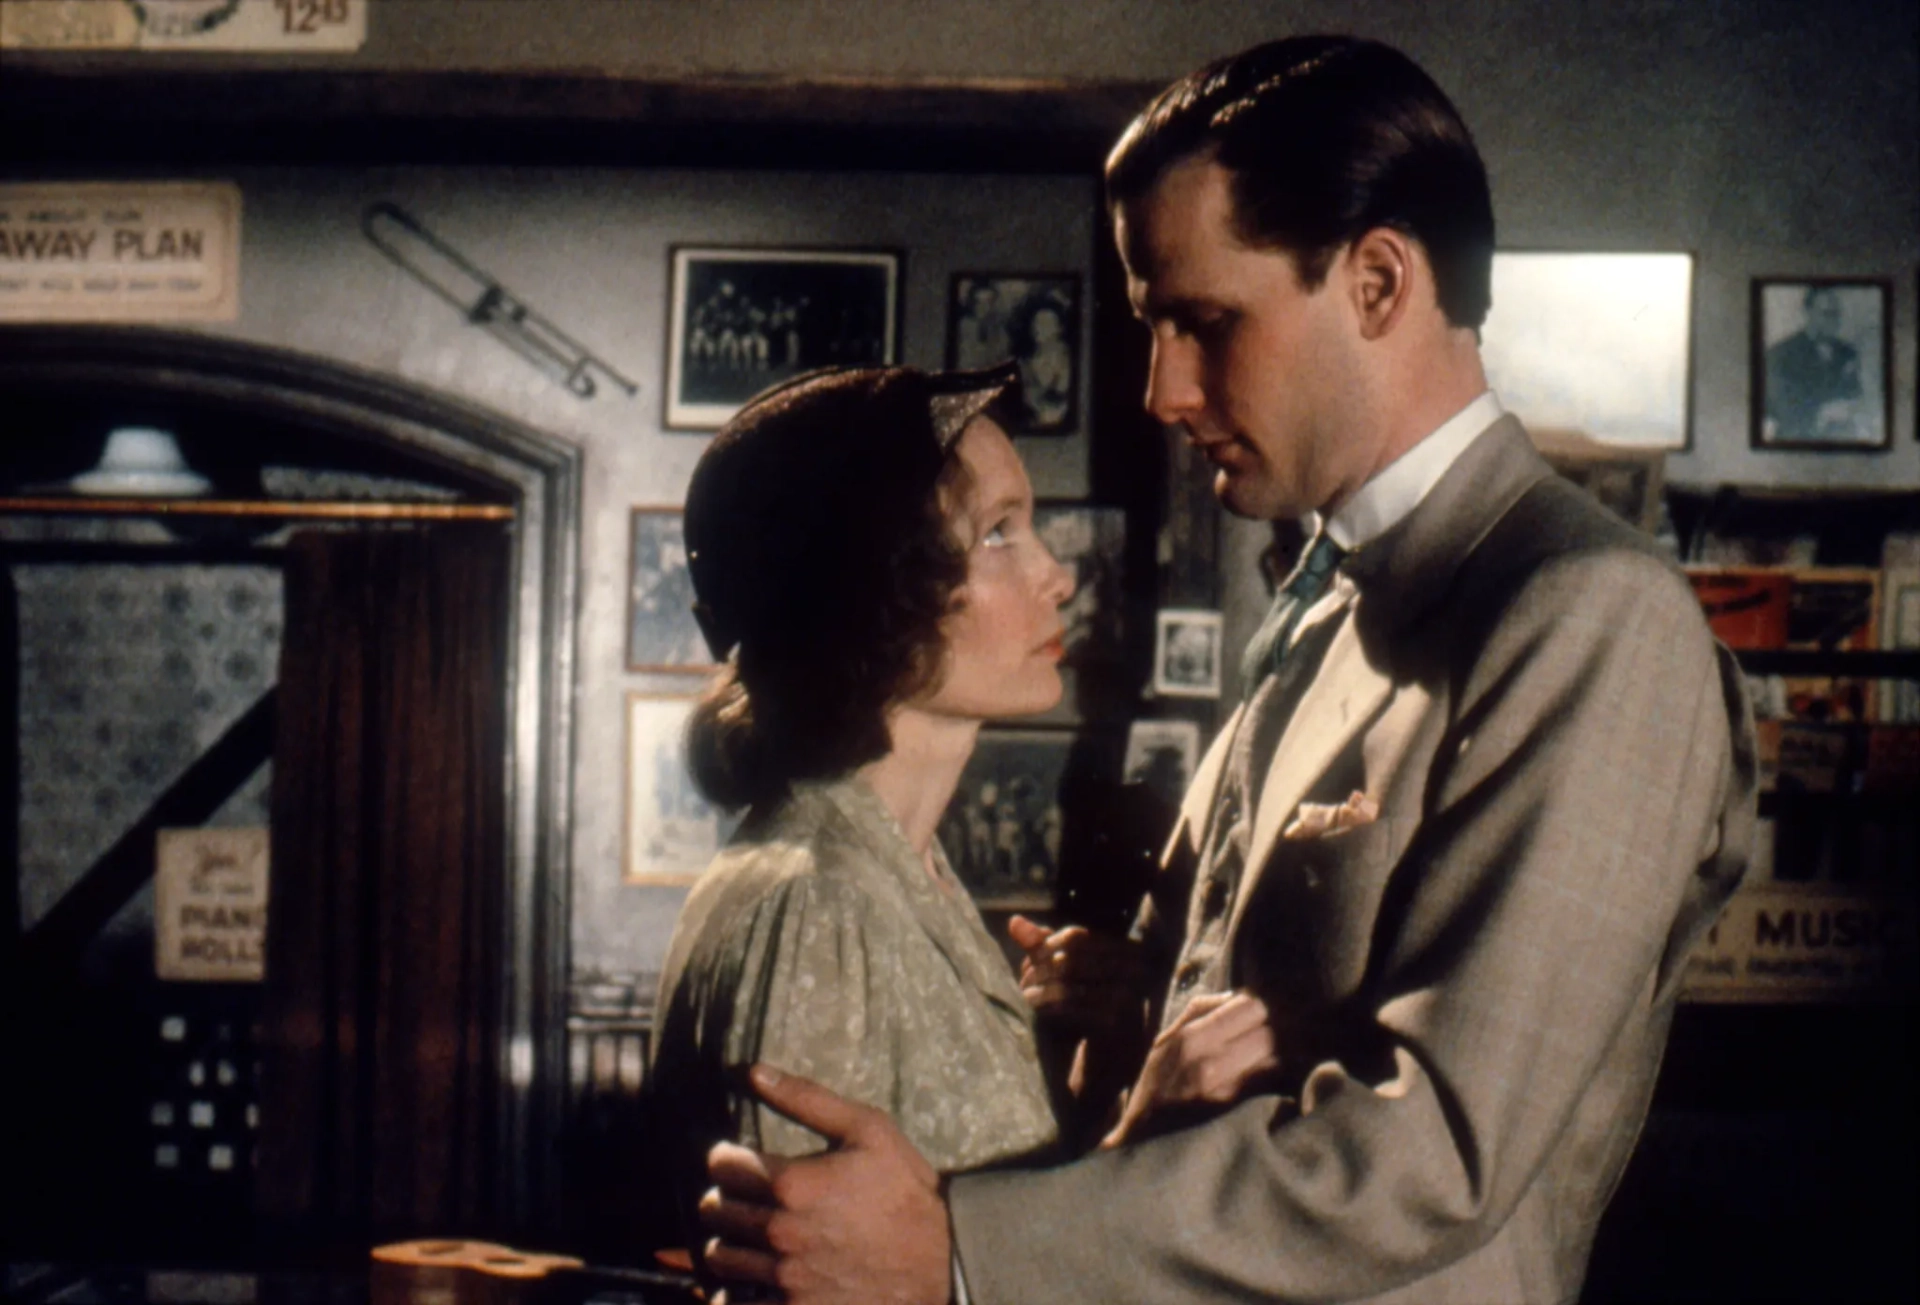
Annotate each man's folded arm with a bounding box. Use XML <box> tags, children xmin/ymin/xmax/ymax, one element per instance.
<box><xmin>949</xmin><ymin>553</ymin><xmax>1743</xmax><ymax>1304</ymax></box>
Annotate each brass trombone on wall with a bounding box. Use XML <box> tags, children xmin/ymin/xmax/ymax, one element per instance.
<box><xmin>362</xmin><ymin>201</ymin><xmax>640</xmax><ymax>402</ymax></box>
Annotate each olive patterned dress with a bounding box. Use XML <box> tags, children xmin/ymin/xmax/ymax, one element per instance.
<box><xmin>648</xmin><ymin>775</ymin><xmax>1059</xmax><ymax>1183</ymax></box>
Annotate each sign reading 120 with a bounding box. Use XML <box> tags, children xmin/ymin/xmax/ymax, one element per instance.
<box><xmin>272</xmin><ymin>0</ymin><xmax>351</xmax><ymax>33</ymax></box>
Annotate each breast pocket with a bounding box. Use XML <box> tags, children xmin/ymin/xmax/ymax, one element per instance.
<box><xmin>1236</xmin><ymin>815</ymin><xmax>1405</xmax><ymax>1006</ymax></box>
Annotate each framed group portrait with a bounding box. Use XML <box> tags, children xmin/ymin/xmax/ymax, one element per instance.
<box><xmin>626</xmin><ymin>508</ymin><xmax>714</xmax><ymax>673</ymax></box>
<box><xmin>665</xmin><ymin>246</ymin><xmax>901</xmax><ymax>429</ymax></box>
<box><xmin>623</xmin><ymin>693</ymin><xmax>736</xmax><ymax>884</ymax></box>
<box><xmin>935</xmin><ymin>728</ymin><xmax>1076</xmax><ymax>909</ymax></box>
<box><xmin>1751</xmin><ymin>278</ymin><xmax>1892</xmax><ymax>451</ymax></box>
<box><xmin>945</xmin><ymin>273</ymin><xmax>1081</xmax><ymax>432</ymax></box>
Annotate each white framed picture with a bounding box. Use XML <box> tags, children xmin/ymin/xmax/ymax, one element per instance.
<box><xmin>1479</xmin><ymin>252</ymin><xmax>1694</xmax><ymax>449</ymax></box>
<box><xmin>623</xmin><ymin>693</ymin><xmax>735</xmax><ymax>884</ymax></box>
<box><xmin>1153</xmin><ymin>608</ymin><xmax>1223</xmax><ymax>699</ymax></box>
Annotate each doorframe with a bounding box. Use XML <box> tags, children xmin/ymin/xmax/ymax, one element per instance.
<box><xmin>0</xmin><ymin>324</ymin><xmax>581</xmax><ymax>1229</ymax></box>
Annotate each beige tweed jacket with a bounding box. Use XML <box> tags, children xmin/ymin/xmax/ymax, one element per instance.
<box><xmin>950</xmin><ymin>417</ymin><xmax>1756</xmax><ymax>1304</ymax></box>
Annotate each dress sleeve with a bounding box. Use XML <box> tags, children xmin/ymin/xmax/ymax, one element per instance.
<box><xmin>719</xmin><ymin>870</ymin><xmax>896</xmax><ymax>1160</ymax></box>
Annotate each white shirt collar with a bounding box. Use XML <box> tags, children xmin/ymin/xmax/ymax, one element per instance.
<box><xmin>1310</xmin><ymin>390</ymin><xmax>1504</xmax><ymax>551</ymax></box>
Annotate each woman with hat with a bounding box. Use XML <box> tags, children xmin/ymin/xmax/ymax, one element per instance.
<box><xmin>646</xmin><ymin>362</ymin><xmax>1075</xmax><ymax>1205</ymax></box>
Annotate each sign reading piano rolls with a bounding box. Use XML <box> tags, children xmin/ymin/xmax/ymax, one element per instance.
<box><xmin>155</xmin><ymin>827</ymin><xmax>269</xmax><ymax>983</ymax></box>
<box><xmin>0</xmin><ymin>181</ymin><xmax>241</xmax><ymax>322</ymax></box>
<box><xmin>1681</xmin><ymin>884</ymin><xmax>1914</xmax><ymax>1003</ymax></box>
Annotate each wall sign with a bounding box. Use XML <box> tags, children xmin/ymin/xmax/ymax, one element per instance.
<box><xmin>1</xmin><ymin>0</ymin><xmax>366</xmax><ymax>52</ymax></box>
<box><xmin>1681</xmin><ymin>884</ymin><xmax>1913</xmax><ymax>1003</ymax></box>
<box><xmin>0</xmin><ymin>181</ymin><xmax>241</xmax><ymax>322</ymax></box>
<box><xmin>155</xmin><ymin>827</ymin><xmax>270</xmax><ymax>983</ymax></box>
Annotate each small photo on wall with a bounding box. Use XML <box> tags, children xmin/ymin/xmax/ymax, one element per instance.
<box><xmin>624</xmin><ymin>693</ymin><xmax>737</xmax><ymax>884</ymax></box>
<box><xmin>946</xmin><ymin>273</ymin><xmax>1080</xmax><ymax>432</ymax></box>
<box><xmin>1153</xmin><ymin>608</ymin><xmax>1224</xmax><ymax>699</ymax></box>
<box><xmin>627</xmin><ymin>508</ymin><xmax>714</xmax><ymax>672</ymax></box>
<box><xmin>1123</xmin><ymin>718</ymin><xmax>1201</xmax><ymax>808</ymax></box>
<box><xmin>937</xmin><ymin>728</ymin><xmax>1076</xmax><ymax>908</ymax></box>
<box><xmin>666</xmin><ymin>246</ymin><xmax>900</xmax><ymax>429</ymax></box>
<box><xmin>1752</xmin><ymin>279</ymin><xmax>1891</xmax><ymax>450</ymax></box>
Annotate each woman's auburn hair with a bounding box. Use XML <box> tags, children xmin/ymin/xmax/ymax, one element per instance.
<box><xmin>684</xmin><ymin>453</ymin><xmax>973</xmax><ymax>811</ymax></box>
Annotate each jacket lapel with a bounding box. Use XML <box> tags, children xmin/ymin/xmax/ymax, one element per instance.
<box><xmin>1164</xmin><ymin>700</ymin><xmax>1246</xmax><ymax>866</ymax></box>
<box><xmin>1224</xmin><ymin>415</ymin><xmax>1554</xmax><ymax>939</ymax></box>
<box><xmin>1230</xmin><ymin>610</ymin><xmax>1395</xmax><ymax>939</ymax></box>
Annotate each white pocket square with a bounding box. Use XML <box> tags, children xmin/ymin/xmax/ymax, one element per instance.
<box><xmin>1282</xmin><ymin>790</ymin><xmax>1380</xmax><ymax>841</ymax></box>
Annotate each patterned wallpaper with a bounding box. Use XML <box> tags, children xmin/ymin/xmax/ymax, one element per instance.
<box><xmin>12</xmin><ymin>563</ymin><xmax>282</xmax><ymax>947</ymax></box>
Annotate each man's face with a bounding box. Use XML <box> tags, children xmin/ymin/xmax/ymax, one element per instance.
<box><xmin>1115</xmin><ymin>155</ymin><xmax>1367</xmax><ymax>521</ymax></box>
<box><xmin>1805</xmin><ymin>290</ymin><xmax>1842</xmax><ymax>341</ymax></box>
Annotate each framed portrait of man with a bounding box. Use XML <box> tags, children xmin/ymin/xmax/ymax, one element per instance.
<box><xmin>945</xmin><ymin>273</ymin><xmax>1080</xmax><ymax>433</ymax></box>
<box><xmin>1752</xmin><ymin>278</ymin><xmax>1892</xmax><ymax>451</ymax></box>
<box><xmin>665</xmin><ymin>246</ymin><xmax>900</xmax><ymax>429</ymax></box>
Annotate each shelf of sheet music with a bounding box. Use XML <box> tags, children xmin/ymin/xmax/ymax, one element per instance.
<box><xmin>1734</xmin><ymin>648</ymin><xmax>1920</xmax><ymax>798</ymax></box>
<box><xmin>1674</xmin><ymin>646</ymin><xmax>1920</xmax><ymax>1004</ymax></box>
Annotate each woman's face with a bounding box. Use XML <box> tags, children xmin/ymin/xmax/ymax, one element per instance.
<box><xmin>918</xmin><ymin>416</ymin><xmax>1073</xmax><ymax>721</ymax></box>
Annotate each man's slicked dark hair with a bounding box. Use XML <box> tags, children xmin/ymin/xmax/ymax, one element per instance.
<box><xmin>1106</xmin><ymin>36</ymin><xmax>1496</xmax><ymax>330</ymax></box>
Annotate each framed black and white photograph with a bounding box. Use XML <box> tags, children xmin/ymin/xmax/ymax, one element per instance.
<box><xmin>1752</xmin><ymin>279</ymin><xmax>1891</xmax><ymax>451</ymax></box>
<box><xmin>946</xmin><ymin>273</ymin><xmax>1080</xmax><ymax>432</ymax></box>
<box><xmin>1034</xmin><ymin>504</ymin><xmax>1126</xmax><ymax>669</ymax></box>
<box><xmin>1123</xmin><ymin>718</ymin><xmax>1202</xmax><ymax>808</ymax></box>
<box><xmin>627</xmin><ymin>508</ymin><xmax>714</xmax><ymax>673</ymax></box>
<box><xmin>666</xmin><ymin>246</ymin><xmax>900</xmax><ymax>429</ymax></box>
<box><xmin>624</xmin><ymin>693</ymin><xmax>737</xmax><ymax>884</ymax></box>
<box><xmin>1153</xmin><ymin>608</ymin><xmax>1224</xmax><ymax>700</ymax></box>
<box><xmin>936</xmin><ymin>728</ymin><xmax>1075</xmax><ymax>908</ymax></box>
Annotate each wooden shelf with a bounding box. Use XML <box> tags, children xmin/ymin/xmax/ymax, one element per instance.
<box><xmin>1735</xmin><ymin>649</ymin><xmax>1920</xmax><ymax>678</ymax></box>
<box><xmin>0</xmin><ymin>496</ymin><xmax>514</xmax><ymax>522</ymax></box>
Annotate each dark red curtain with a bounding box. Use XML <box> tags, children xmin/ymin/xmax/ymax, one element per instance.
<box><xmin>257</xmin><ymin>524</ymin><xmax>510</xmax><ymax>1249</ymax></box>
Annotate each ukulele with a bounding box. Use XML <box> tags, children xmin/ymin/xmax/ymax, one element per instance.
<box><xmin>371</xmin><ymin>1238</ymin><xmax>704</xmax><ymax>1304</ymax></box>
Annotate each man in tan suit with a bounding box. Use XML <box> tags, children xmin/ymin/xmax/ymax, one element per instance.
<box><xmin>696</xmin><ymin>35</ymin><xmax>1755</xmax><ymax>1305</ymax></box>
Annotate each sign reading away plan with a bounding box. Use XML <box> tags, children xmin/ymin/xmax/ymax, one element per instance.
<box><xmin>1</xmin><ymin>0</ymin><xmax>366</xmax><ymax>52</ymax></box>
<box><xmin>155</xmin><ymin>827</ymin><xmax>269</xmax><ymax>982</ymax></box>
<box><xmin>0</xmin><ymin>181</ymin><xmax>241</xmax><ymax>322</ymax></box>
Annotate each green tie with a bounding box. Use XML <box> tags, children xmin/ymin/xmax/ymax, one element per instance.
<box><xmin>1238</xmin><ymin>530</ymin><xmax>1347</xmax><ymax>692</ymax></box>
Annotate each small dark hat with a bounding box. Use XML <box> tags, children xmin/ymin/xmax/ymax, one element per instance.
<box><xmin>684</xmin><ymin>362</ymin><xmax>1020</xmax><ymax>662</ymax></box>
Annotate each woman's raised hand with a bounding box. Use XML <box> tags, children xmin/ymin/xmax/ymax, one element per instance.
<box><xmin>1007</xmin><ymin>914</ymin><xmax>1148</xmax><ymax>1035</ymax></box>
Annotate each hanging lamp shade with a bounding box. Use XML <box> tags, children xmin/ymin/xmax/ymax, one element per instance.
<box><xmin>70</xmin><ymin>427</ymin><xmax>211</xmax><ymax>497</ymax></box>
